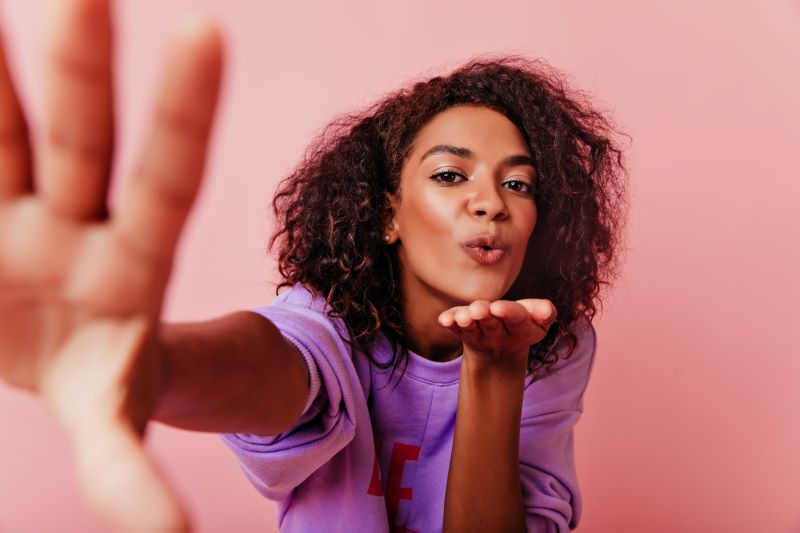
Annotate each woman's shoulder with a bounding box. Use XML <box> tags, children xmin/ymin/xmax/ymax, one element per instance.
<box><xmin>522</xmin><ymin>314</ymin><xmax>598</xmax><ymax>413</ymax></box>
<box><xmin>255</xmin><ymin>283</ymin><xmax>349</xmax><ymax>340</ymax></box>
<box><xmin>271</xmin><ymin>283</ymin><xmax>326</xmax><ymax>310</ymax></box>
<box><xmin>570</xmin><ymin>314</ymin><xmax>596</xmax><ymax>353</ymax></box>
<box><xmin>262</xmin><ymin>283</ymin><xmax>337</xmax><ymax>322</ymax></box>
<box><xmin>544</xmin><ymin>313</ymin><xmax>595</xmax><ymax>365</ymax></box>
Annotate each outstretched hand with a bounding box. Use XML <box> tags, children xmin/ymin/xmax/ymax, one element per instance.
<box><xmin>0</xmin><ymin>0</ymin><xmax>223</xmax><ymax>531</ymax></box>
<box><xmin>438</xmin><ymin>299</ymin><xmax>557</xmax><ymax>370</ymax></box>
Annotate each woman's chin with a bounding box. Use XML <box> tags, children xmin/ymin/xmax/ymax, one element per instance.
<box><xmin>447</xmin><ymin>279</ymin><xmax>513</xmax><ymax>305</ymax></box>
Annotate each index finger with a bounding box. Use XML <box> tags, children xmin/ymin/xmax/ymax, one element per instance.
<box><xmin>514</xmin><ymin>298</ymin><xmax>557</xmax><ymax>328</ymax></box>
<box><xmin>114</xmin><ymin>15</ymin><xmax>223</xmax><ymax>267</ymax></box>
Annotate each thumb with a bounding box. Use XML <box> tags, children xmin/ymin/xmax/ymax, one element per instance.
<box><xmin>71</xmin><ymin>419</ymin><xmax>190</xmax><ymax>533</ymax></box>
<box><xmin>35</xmin><ymin>315</ymin><xmax>185</xmax><ymax>532</ymax></box>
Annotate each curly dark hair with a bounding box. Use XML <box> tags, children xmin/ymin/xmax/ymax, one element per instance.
<box><xmin>270</xmin><ymin>55</ymin><xmax>628</xmax><ymax>382</ymax></box>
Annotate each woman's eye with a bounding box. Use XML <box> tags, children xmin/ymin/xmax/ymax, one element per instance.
<box><xmin>503</xmin><ymin>179</ymin><xmax>534</xmax><ymax>194</ymax></box>
<box><xmin>430</xmin><ymin>170</ymin><xmax>467</xmax><ymax>185</ymax></box>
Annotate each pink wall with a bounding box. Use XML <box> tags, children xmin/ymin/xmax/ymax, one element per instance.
<box><xmin>1</xmin><ymin>0</ymin><xmax>798</xmax><ymax>531</ymax></box>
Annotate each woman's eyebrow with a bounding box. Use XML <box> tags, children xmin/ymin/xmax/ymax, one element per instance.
<box><xmin>419</xmin><ymin>144</ymin><xmax>534</xmax><ymax>168</ymax></box>
<box><xmin>503</xmin><ymin>154</ymin><xmax>535</xmax><ymax>168</ymax></box>
<box><xmin>420</xmin><ymin>144</ymin><xmax>473</xmax><ymax>161</ymax></box>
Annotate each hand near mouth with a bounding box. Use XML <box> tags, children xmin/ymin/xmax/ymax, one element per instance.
<box><xmin>437</xmin><ymin>298</ymin><xmax>557</xmax><ymax>371</ymax></box>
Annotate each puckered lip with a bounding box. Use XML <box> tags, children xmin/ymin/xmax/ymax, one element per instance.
<box><xmin>460</xmin><ymin>234</ymin><xmax>510</xmax><ymax>252</ymax></box>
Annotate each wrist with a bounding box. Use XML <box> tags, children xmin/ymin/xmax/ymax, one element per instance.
<box><xmin>461</xmin><ymin>346</ymin><xmax>528</xmax><ymax>382</ymax></box>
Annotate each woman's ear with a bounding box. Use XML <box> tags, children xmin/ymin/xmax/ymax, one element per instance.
<box><xmin>384</xmin><ymin>192</ymin><xmax>400</xmax><ymax>244</ymax></box>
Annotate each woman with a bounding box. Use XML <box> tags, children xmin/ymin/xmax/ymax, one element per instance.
<box><xmin>0</xmin><ymin>1</ymin><xmax>626</xmax><ymax>531</ymax></box>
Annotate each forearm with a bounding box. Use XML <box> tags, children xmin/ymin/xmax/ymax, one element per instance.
<box><xmin>152</xmin><ymin>311</ymin><xmax>309</xmax><ymax>436</ymax></box>
<box><xmin>444</xmin><ymin>351</ymin><xmax>528</xmax><ymax>533</ymax></box>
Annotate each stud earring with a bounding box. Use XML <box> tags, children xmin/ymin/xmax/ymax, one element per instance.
<box><xmin>384</xmin><ymin>235</ymin><xmax>391</xmax><ymax>242</ymax></box>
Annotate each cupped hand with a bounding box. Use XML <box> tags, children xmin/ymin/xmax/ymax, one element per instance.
<box><xmin>437</xmin><ymin>299</ymin><xmax>557</xmax><ymax>369</ymax></box>
<box><xmin>0</xmin><ymin>1</ymin><xmax>223</xmax><ymax>531</ymax></box>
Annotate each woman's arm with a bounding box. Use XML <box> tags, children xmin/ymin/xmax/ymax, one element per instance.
<box><xmin>438</xmin><ymin>298</ymin><xmax>558</xmax><ymax>533</ymax></box>
<box><xmin>443</xmin><ymin>352</ymin><xmax>528</xmax><ymax>533</ymax></box>
<box><xmin>154</xmin><ymin>311</ymin><xmax>310</xmax><ymax>436</ymax></box>
<box><xmin>0</xmin><ymin>2</ymin><xmax>280</xmax><ymax>528</ymax></box>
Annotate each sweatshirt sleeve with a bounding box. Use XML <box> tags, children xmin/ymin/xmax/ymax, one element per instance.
<box><xmin>519</xmin><ymin>316</ymin><xmax>597</xmax><ymax>532</ymax></box>
<box><xmin>219</xmin><ymin>287</ymin><xmax>362</xmax><ymax>502</ymax></box>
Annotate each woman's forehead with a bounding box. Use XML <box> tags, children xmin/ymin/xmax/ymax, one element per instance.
<box><xmin>408</xmin><ymin>105</ymin><xmax>531</xmax><ymax>163</ymax></box>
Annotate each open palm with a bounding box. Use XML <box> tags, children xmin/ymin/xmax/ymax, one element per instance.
<box><xmin>0</xmin><ymin>1</ymin><xmax>223</xmax><ymax>531</ymax></box>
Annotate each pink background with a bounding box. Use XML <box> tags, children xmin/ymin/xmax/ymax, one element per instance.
<box><xmin>1</xmin><ymin>1</ymin><xmax>798</xmax><ymax>532</ymax></box>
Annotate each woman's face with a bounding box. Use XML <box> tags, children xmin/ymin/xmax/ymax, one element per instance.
<box><xmin>388</xmin><ymin>105</ymin><xmax>537</xmax><ymax>308</ymax></box>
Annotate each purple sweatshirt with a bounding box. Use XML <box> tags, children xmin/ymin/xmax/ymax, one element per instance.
<box><xmin>221</xmin><ymin>284</ymin><xmax>596</xmax><ymax>532</ymax></box>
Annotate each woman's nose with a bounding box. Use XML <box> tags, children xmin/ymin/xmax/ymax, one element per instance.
<box><xmin>467</xmin><ymin>180</ymin><xmax>508</xmax><ymax>220</ymax></box>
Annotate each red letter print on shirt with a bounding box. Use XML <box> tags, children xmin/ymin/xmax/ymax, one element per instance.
<box><xmin>368</xmin><ymin>438</ymin><xmax>385</xmax><ymax>496</ymax></box>
<box><xmin>368</xmin><ymin>438</ymin><xmax>421</xmax><ymax>533</ymax></box>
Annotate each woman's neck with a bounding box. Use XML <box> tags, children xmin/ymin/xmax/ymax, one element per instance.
<box><xmin>400</xmin><ymin>277</ymin><xmax>463</xmax><ymax>363</ymax></box>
